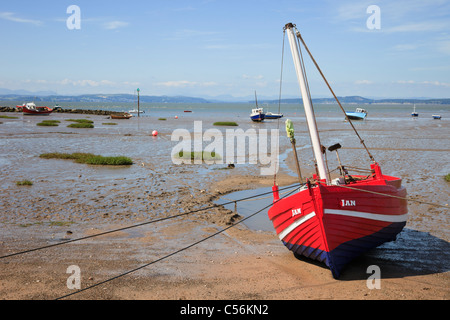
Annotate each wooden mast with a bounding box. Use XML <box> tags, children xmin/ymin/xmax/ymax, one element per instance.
<box><xmin>285</xmin><ymin>23</ymin><xmax>329</xmax><ymax>184</ymax></box>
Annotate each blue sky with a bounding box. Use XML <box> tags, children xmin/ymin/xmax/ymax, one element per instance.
<box><xmin>0</xmin><ymin>0</ymin><xmax>449</xmax><ymax>99</ymax></box>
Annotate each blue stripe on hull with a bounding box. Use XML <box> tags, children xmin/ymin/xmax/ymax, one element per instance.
<box><xmin>283</xmin><ymin>221</ymin><xmax>406</xmax><ymax>279</ymax></box>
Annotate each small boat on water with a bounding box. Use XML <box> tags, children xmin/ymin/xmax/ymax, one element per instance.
<box><xmin>345</xmin><ymin>107</ymin><xmax>367</xmax><ymax>120</ymax></box>
<box><xmin>268</xmin><ymin>23</ymin><xmax>408</xmax><ymax>279</ymax></box>
<box><xmin>20</xmin><ymin>103</ymin><xmax>53</xmax><ymax>116</ymax></box>
<box><xmin>250</xmin><ymin>108</ymin><xmax>265</xmax><ymax>122</ymax></box>
<box><xmin>265</xmin><ymin>111</ymin><xmax>284</xmax><ymax>119</ymax></box>
<box><xmin>432</xmin><ymin>115</ymin><xmax>441</xmax><ymax>119</ymax></box>
<box><xmin>111</xmin><ymin>112</ymin><xmax>132</xmax><ymax>119</ymax></box>
<box><xmin>411</xmin><ymin>105</ymin><xmax>418</xmax><ymax>117</ymax></box>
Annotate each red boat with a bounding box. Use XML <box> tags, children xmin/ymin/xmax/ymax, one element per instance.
<box><xmin>269</xmin><ymin>163</ymin><xmax>408</xmax><ymax>279</ymax></box>
<box><xmin>21</xmin><ymin>103</ymin><xmax>53</xmax><ymax>116</ymax></box>
<box><xmin>268</xmin><ymin>24</ymin><xmax>408</xmax><ymax>279</ymax></box>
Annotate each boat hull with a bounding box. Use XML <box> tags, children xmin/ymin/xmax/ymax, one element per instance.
<box><xmin>265</xmin><ymin>113</ymin><xmax>283</xmax><ymax>119</ymax></box>
<box><xmin>345</xmin><ymin>112</ymin><xmax>366</xmax><ymax>120</ymax></box>
<box><xmin>23</xmin><ymin>108</ymin><xmax>53</xmax><ymax>116</ymax></box>
<box><xmin>250</xmin><ymin>114</ymin><xmax>265</xmax><ymax>122</ymax></box>
<box><xmin>268</xmin><ymin>172</ymin><xmax>408</xmax><ymax>278</ymax></box>
<box><xmin>111</xmin><ymin>113</ymin><xmax>132</xmax><ymax>119</ymax></box>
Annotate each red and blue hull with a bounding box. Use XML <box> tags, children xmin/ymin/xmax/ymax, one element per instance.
<box><xmin>268</xmin><ymin>164</ymin><xmax>408</xmax><ymax>278</ymax></box>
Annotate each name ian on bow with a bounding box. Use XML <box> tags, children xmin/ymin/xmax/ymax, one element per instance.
<box><xmin>292</xmin><ymin>208</ymin><xmax>302</xmax><ymax>217</ymax></box>
<box><xmin>341</xmin><ymin>200</ymin><xmax>356</xmax><ymax>207</ymax></box>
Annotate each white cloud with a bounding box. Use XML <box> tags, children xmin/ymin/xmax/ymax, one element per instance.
<box><xmin>175</xmin><ymin>29</ymin><xmax>218</xmax><ymax>38</ymax></box>
<box><xmin>392</xmin><ymin>44</ymin><xmax>419</xmax><ymax>51</ymax></box>
<box><xmin>384</xmin><ymin>21</ymin><xmax>449</xmax><ymax>34</ymax></box>
<box><xmin>204</xmin><ymin>44</ymin><xmax>232</xmax><ymax>50</ymax></box>
<box><xmin>103</xmin><ymin>21</ymin><xmax>129</xmax><ymax>30</ymax></box>
<box><xmin>355</xmin><ymin>80</ymin><xmax>373</xmax><ymax>85</ymax></box>
<box><xmin>0</xmin><ymin>12</ymin><xmax>42</xmax><ymax>26</ymax></box>
<box><xmin>437</xmin><ymin>39</ymin><xmax>450</xmax><ymax>55</ymax></box>
<box><xmin>396</xmin><ymin>80</ymin><xmax>450</xmax><ymax>87</ymax></box>
<box><xmin>168</xmin><ymin>29</ymin><xmax>220</xmax><ymax>42</ymax></box>
<box><xmin>242</xmin><ymin>74</ymin><xmax>264</xmax><ymax>80</ymax></box>
<box><xmin>155</xmin><ymin>80</ymin><xmax>218</xmax><ymax>88</ymax></box>
<box><xmin>59</xmin><ymin>79</ymin><xmax>118</xmax><ymax>87</ymax></box>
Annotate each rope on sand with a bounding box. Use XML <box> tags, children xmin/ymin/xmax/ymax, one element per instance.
<box><xmin>0</xmin><ymin>183</ymin><xmax>302</xmax><ymax>260</ymax></box>
<box><xmin>54</xmin><ymin>186</ymin><xmax>300</xmax><ymax>300</ymax></box>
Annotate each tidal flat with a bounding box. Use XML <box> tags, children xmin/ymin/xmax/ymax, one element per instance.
<box><xmin>0</xmin><ymin>103</ymin><xmax>448</xmax><ymax>300</ymax></box>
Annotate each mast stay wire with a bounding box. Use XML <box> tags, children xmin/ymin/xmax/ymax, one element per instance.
<box><xmin>293</xmin><ymin>26</ymin><xmax>375</xmax><ymax>163</ymax></box>
<box><xmin>54</xmin><ymin>186</ymin><xmax>301</xmax><ymax>300</ymax></box>
<box><xmin>0</xmin><ymin>183</ymin><xmax>303</xmax><ymax>260</ymax></box>
<box><xmin>273</xmin><ymin>28</ymin><xmax>286</xmax><ymax>185</ymax></box>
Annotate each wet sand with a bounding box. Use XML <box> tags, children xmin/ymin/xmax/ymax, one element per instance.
<box><xmin>0</xmin><ymin>107</ymin><xmax>449</xmax><ymax>300</ymax></box>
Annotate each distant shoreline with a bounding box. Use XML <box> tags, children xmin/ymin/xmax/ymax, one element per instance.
<box><xmin>0</xmin><ymin>106</ymin><xmax>116</xmax><ymax>115</ymax></box>
<box><xmin>1</xmin><ymin>94</ymin><xmax>450</xmax><ymax>105</ymax></box>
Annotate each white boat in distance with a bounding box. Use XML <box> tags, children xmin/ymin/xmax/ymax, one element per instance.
<box><xmin>129</xmin><ymin>109</ymin><xmax>145</xmax><ymax>114</ymax></box>
<box><xmin>265</xmin><ymin>111</ymin><xmax>284</xmax><ymax>119</ymax></box>
<box><xmin>345</xmin><ymin>107</ymin><xmax>367</xmax><ymax>120</ymax></box>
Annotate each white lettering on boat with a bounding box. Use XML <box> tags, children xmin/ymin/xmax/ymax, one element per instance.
<box><xmin>291</xmin><ymin>208</ymin><xmax>302</xmax><ymax>217</ymax></box>
<box><xmin>171</xmin><ymin>121</ymin><xmax>280</xmax><ymax>175</ymax></box>
<box><xmin>341</xmin><ymin>200</ymin><xmax>356</xmax><ymax>207</ymax></box>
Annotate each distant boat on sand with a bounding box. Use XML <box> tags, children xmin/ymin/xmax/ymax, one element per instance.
<box><xmin>250</xmin><ymin>91</ymin><xmax>266</xmax><ymax>122</ymax></box>
<box><xmin>129</xmin><ymin>109</ymin><xmax>144</xmax><ymax>114</ymax></box>
<box><xmin>345</xmin><ymin>107</ymin><xmax>367</xmax><ymax>120</ymax></box>
<box><xmin>265</xmin><ymin>111</ymin><xmax>284</xmax><ymax>119</ymax></box>
<box><xmin>20</xmin><ymin>103</ymin><xmax>53</xmax><ymax>116</ymax></box>
<box><xmin>111</xmin><ymin>112</ymin><xmax>132</xmax><ymax>119</ymax></box>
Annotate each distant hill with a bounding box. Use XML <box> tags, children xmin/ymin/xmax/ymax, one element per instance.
<box><xmin>0</xmin><ymin>93</ymin><xmax>210</xmax><ymax>104</ymax></box>
<box><xmin>0</xmin><ymin>88</ymin><xmax>57</xmax><ymax>96</ymax></box>
<box><xmin>0</xmin><ymin>93</ymin><xmax>449</xmax><ymax>104</ymax></box>
<box><xmin>261</xmin><ymin>96</ymin><xmax>450</xmax><ymax>105</ymax></box>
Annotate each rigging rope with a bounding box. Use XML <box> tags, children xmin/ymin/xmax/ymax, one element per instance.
<box><xmin>273</xmin><ymin>28</ymin><xmax>286</xmax><ymax>186</ymax></box>
<box><xmin>0</xmin><ymin>183</ymin><xmax>302</xmax><ymax>260</ymax></box>
<box><xmin>54</xmin><ymin>186</ymin><xmax>300</xmax><ymax>300</ymax></box>
<box><xmin>293</xmin><ymin>26</ymin><xmax>375</xmax><ymax>163</ymax></box>
<box><xmin>330</xmin><ymin>182</ymin><xmax>450</xmax><ymax>209</ymax></box>
<box><xmin>53</xmin><ymin>180</ymin><xmax>447</xmax><ymax>300</ymax></box>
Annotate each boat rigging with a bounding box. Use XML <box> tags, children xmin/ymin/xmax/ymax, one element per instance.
<box><xmin>268</xmin><ymin>23</ymin><xmax>408</xmax><ymax>278</ymax></box>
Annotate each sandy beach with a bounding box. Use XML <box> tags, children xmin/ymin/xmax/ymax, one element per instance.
<box><xmin>0</xmin><ymin>105</ymin><xmax>449</xmax><ymax>301</ymax></box>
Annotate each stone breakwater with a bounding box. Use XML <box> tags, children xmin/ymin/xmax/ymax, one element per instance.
<box><xmin>0</xmin><ymin>106</ymin><xmax>115</xmax><ymax>115</ymax></box>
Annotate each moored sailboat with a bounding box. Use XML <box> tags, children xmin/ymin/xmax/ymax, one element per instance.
<box><xmin>250</xmin><ymin>91</ymin><xmax>266</xmax><ymax>122</ymax></box>
<box><xmin>268</xmin><ymin>23</ymin><xmax>408</xmax><ymax>279</ymax></box>
<box><xmin>411</xmin><ymin>104</ymin><xmax>419</xmax><ymax>117</ymax></box>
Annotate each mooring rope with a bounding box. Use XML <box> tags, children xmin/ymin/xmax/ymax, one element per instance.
<box><xmin>0</xmin><ymin>183</ymin><xmax>302</xmax><ymax>260</ymax></box>
<box><xmin>54</xmin><ymin>186</ymin><xmax>300</xmax><ymax>300</ymax></box>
